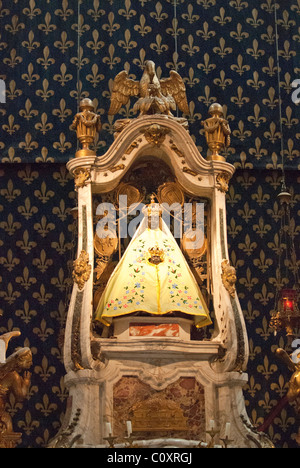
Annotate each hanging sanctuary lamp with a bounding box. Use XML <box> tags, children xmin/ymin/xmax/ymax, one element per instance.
<box><xmin>270</xmin><ymin>183</ymin><xmax>300</xmax><ymax>337</ymax></box>
<box><xmin>269</xmin><ymin>3</ymin><xmax>300</xmax><ymax>338</ymax></box>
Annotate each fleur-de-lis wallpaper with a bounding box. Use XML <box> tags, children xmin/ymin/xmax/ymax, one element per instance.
<box><xmin>0</xmin><ymin>0</ymin><xmax>299</xmax><ymax>448</ymax></box>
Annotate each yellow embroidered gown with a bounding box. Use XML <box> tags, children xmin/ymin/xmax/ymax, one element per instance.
<box><xmin>94</xmin><ymin>209</ymin><xmax>212</xmax><ymax>329</ymax></box>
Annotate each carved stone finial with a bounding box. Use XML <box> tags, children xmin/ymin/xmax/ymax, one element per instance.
<box><xmin>71</xmin><ymin>98</ymin><xmax>101</xmax><ymax>158</ymax></box>
<box><xmin>201</xmin><ymin>103</ymin><xmax>231</xmax><ymax>162</ymax></box>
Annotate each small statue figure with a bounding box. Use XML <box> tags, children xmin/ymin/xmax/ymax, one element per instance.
<box><xmin>71</xmin><ymin>98</ymin><xmax>101</xmax><ymax>158</ymax></box>
<box><xmin>221</xmin><ymin>259</ymin><xmax>237</xmax><ymax>298</ymax></box>
<box><xmin>0</xmin><ymin>332</ymin><xmax>32</xmax><ymax>448</ymax></box>
<box><xmin>276</xmin><ymin>348</ymin><xmax>300</xmax><ymax>411</ymax></box>
<box><xmin>201</xmin><ymin>103</ymin><xmax>231</xmax><ymax>161</ymax></box>
<box><xmin>108</xmin><ymin>60</ymin><xmax>189</xmax><ymax>118</ymax></box>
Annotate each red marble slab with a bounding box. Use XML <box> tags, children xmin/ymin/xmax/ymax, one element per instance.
<box><xmin>129</xmin><ymin>323</ymin><xmax>180</xmax><ymax>337</ymax></box>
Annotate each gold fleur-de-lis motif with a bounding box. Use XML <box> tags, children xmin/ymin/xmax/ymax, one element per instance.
<box><xmin>54</xmin><ymin>0</ymin><xmax>73</xmax><ymax>21</ymax></box>
<box><xmin>38</xmin><ymin>12</ymin><xmax>56</xmax><ymax>35</ymax></box>
<box><xmin>35</xmin><ymin>78</ymin><xmax>54</xmax><ymax>101</ymax></box>
<box><xmin>246</xmin><ymin>8</ymin><xmax>264</xmax><ymax>28</ymax></box>
<box><xmin>52</xmin><ymin>99</ymin><xmax>72</xmax><ymax>123</ymax></box>
<box><xmin>34</xmin><ymin>181</ymin><xmax>55</xmax><ymax>204</ymax></box>
<box><xmin>15</xmin><ymin>266</ymin><xmax>37</xmax><ymax>290</ymax></box>
<box><xmin>22</xmin><ymin>0</ymin><xmax>41</xmax><ymax>19</ymax></box>
<box><xmin>213</xmin><ymin>7</ymin><xmax>232</xmax><ymax>26</ymax></box>
<box><xmin>32</xmin><ymin>284</ymin><xmax>53</xmax><ymax>305</ymax></box>
<box><xmin>51</xmin><ymin>232</ymin><xmax>73</xmax><ymax>255</ymax></box>
<box><xmin>118</xmin><ymin>29</ymin><xmax>137</xmax><ymax>54</ymax></box>
<box><xmin>181</xmin><ymin>35</ymin><xmax>200</xmax><ymax>57</ymax></box>
<box><xmin>21</xmin><ymin>30</ymin><xmax>40</xmax><ymax>52</ymax></box>
<box><xmin>16</xmin><ymin>300</ymin><xmax>37</xmax><ymax>324</ymax></box>
<box><xmin>86</xmin><ymin>30</ymin><xmax>104</xmax><ymax>55</ymax></box>
<box><xmin>32</xmin><ymin>249</ymin><xmax>53</xmax><ymax>273</ymax></box>
<box><xmin>246</xmin><ymin>39</ymin><xmax>265</xmax><ymax>60</ymax></box>
<box><xmin>18</xmin><ymin>411</ymin><xmax>40</xmax><ymax>437</ymax></box>
<box><xmin>33</xmin><ymin>215</ymin><xmax>55</xmax><ymax>237</ymax></box>
<box><xmin>118</xmin><ymin>0</ymin><xmax>137</xmax><ymax>20</ymax></box>
<box><xmin>5</xmin><ymin>14</ymin><xmax>25</xmax><ymax>34</ymax></box>
<box><xmin>53</xmin><ymin>63</ymin><xmax>73</xmax><ymax>87</ymax></box>
<box><xmin>17</xmin><ymin>197</ymin><xmax>38</xmax><ymax>220</ymax></box>
<box><xmin>150</xmin><ymin>2</ymin><xmax>168</xmax><ymax>22</ymax></box>
<box><xmin>0</xmin><ymin>178</ymin><xmax>21</xmax><ymax>201</ymax></box>
<box><xmin>87</xmin><ymin>0</ymin><xmax>105</xmax><ymax>21</ymax></box>
<box><xmin>0</xmin><ymin>249</ymin><xmax>20</xmax><ymax>272</ymax></box>
<box><xmin>35</xmin><ymin>112</ymin><xmax>53</xmax><ymax>135</ymax></box>
<box><xmin>53</xmin><ymin>132</ymin><xmax>72</xmax><ymax>154</ymax></box>
<box><xmin>247</xmin><ymin>104</ymin><xmax>267</xmax><ymax>127</ymax></box>
<box><xmin>21</xmin><ymin>64</ymin><xmax>40</xmax><ymax>87</ymax></box>
<box><xmin>34</xmin><ymin>357</ymin><xmax>56</xmax><ymax>382</ymax></box>
<box><xmin>230</xmin><ymin>54</ymin><xmax>250</xmax><ymax>76</ymax></box>
<box><xmin>53</xmin><ymin>31</ymin><xmax>74</xmax><ymax>53</ymax></box>
<box><xmin>86</xmin><ymin>63</ymin><xmax>104</xmax><ymax>88</ymax></box>
<box><xmin>3</xmin><ymin>49</ymin><xmax>23</xmax><ymax>68</ymax></box>
<box><xmin>229</xmin><ymin>0</ymin><xmax>248</xmax><ymax>10</ymax></box>
<box><xmin>102</xmin><ymin>12</ymin><xmax>120</xmax><ymax>37</ymax></box>
<box><xmin>134</xmin><ymin>14</ymin><xmax>152</xmax><ymax>36</ymax></box>
<box><xmin>230</xmin><ymin>23</ymin><xmax>249</xmax><ymax>42</ymax></box>
<box><xmin>0</xmin><ymin>282</ymin><xmax>21</xmax><ymax>304</ymax></box>
<box><xmin>150</xmin><ymin>34</ymin><xmax>169</xmax><ymax>55</ymax></box>
<box><xmin>16</xmin><ymin>230</ymin><xmax>37</xmax><ymax>254</ymax></box>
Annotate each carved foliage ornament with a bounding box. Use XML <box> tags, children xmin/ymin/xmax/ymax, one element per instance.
<box><xmin>72</xmin><ymin>250</ymin><xmax>92</xmax><ymax>290</ymax></box>
<box><xmin>216</xmin><ymin>171</ymin><xmax>231</xmax><ymax>193</ymax></box>
<box><xmin>74</xmin><ymin>167</ymin><xmax>91</xmax><ymax>189</ymax></box>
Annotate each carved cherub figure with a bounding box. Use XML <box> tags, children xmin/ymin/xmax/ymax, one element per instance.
<box><xmin>108</xmin><ymin>60</ymin><xmax>189</xmax><ymax>117</ymax></box>
<box><xmin>221</xmin><ymin>259</ymin><xmax>237</xmax><ymax>298</ymax></box>
<box><xmin>0</xmin><ymin>332</ymin><xmax>32</xmax><ymax>440</ymax></box>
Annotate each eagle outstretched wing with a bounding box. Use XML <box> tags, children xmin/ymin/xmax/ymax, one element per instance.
<box><xmin>160</xmin><ymin>70</ymin><xmax>190</xmax><ymax>115</ymax></box>
<box><xmin>108</xmin><ymin>70</ymin><xmax>140</xmax><ymax>115</ymax></box>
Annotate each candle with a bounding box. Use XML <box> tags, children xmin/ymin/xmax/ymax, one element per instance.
<box><xmin>126</xmin><ymin>420</ymin><xmax>132</xmax><ymax>437</ymax></box>
<box><xmin>209</xmin><ymin>419</ymin><xmax>215</xmax><ymax>431</ymax></box>
<box><xmin>224</xmin><ymin>422</ymin><xmax>231</xmax><ymax>438</ymax></box>
<box><xmin>106</xmin><ymin>422</ymin><xmax>112</xmax><ymax>436</ymax></box>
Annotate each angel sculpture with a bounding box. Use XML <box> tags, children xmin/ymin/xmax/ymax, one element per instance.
<box><xmin>108</xmin><ymin>60</ymin><xmax>189</xmax><ymax>117</ymax></box>
<box><xmin>0</xmin><ymin>332</ymin><xmax>32</xmax><ymax>447</ymax></box>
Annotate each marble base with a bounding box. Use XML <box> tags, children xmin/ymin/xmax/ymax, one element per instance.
<box><xmin>51</xmin><ymin>333</ymin><xmax>273</xmax><ymax>449</ymax></box>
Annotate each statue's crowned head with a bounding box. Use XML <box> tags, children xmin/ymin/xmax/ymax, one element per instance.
<box><xmin>148</xmin><ymin>245</ymin><xmax>165</xmax><ymax>265</ymax></box>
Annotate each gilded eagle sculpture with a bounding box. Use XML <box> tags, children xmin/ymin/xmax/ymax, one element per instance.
<box><xmin>108</xmin><ymin>60</ymin><xmax>190</xmax><ymax>117</ymax></box>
